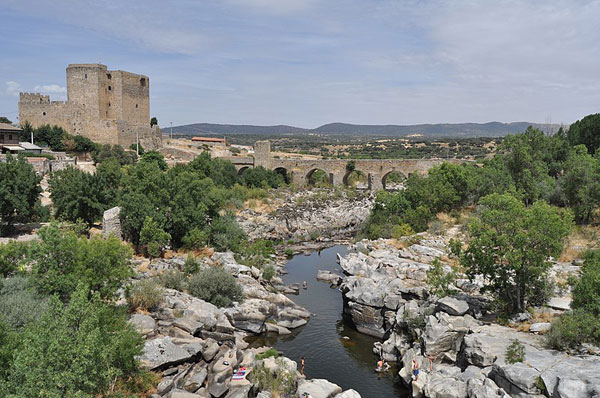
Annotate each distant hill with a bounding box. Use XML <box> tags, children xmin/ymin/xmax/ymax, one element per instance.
<box><xmin>170</xmin><ymin>121</ymin><xmax>558</xmax><ymax>138</ymax></box>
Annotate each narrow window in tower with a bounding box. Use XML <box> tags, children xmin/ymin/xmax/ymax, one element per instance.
<box><xmin>85</xmin><ymin>74</ymin><xmax>87</xmax><ymax>79</ymax></box>
<box><xmin>108</xmin><ymin>86</ymin><xmax>112</xmax><ymax>91</ymax></box>
<box><xmin>107</xmin><ymin>73</ymin><xmax>112</xmax><ymax>80</ymax></box>
<box><xmin>140</xmin><ymin>78</ymin><xmax>146</xmax><ymax>87</ymax></box>
<box><xmin>42</xmin><ymin>112</ymin><xmax>46</xmax><ymax>116</ymax></box>
<box><xmin>136</xmin><ymin>104</ymin><xmax>138</xmax><ymax>108</ymax></box>
<box><xmin>108</xmin><ymin>102</ymin><xmax>111</xmax><ymax>107</ymax></box>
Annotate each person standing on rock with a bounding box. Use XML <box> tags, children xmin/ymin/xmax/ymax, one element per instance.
<box><xmin>301</xmin><ymin>356</ymin><xmax>305</xmax><ymax>375</ymax></box>
<box><xmin>412</xmin><ymin>358</ymin><xmax>419</xmax><ymax>381</ymax></box>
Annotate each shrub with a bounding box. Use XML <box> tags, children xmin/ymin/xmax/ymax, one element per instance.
<box><xmin>546</xmin><ymin>309</ymin><xmax>600</xmax><ymax>349</ymax></box>
<box><xmin>188</xmin><ymin>267</ymin><xmax>243</xmax><ymax>307</ymax></box>
<box><xmin>250</xmin><ymin>358</ymin><xmax>296</xmax><ymax>396</ymax></box>
<box><xmin>0</xmin><ymin>277</ymin><xmax>48</xmax><ymax>329</ymax></box>
<box><xmin>255</xmin><ymin>348</ymin><xmax>280</xmax><ymax>360</ymax></box>
<box><xmin>426</xmin><ymin>258</ymin><xmax>456</xmax><ymax>297</ymax></box>
<box><xmin>31</xmin><ymin>223</ymin><xmax>133</xmax><ymax>301</ymax></box>
<box><xmin>262</xmin><ymin>265</ymin><xmax>276</xmax><ymax>281</ymax></box>
<box><xmin>2</xmin><ymin>286</ymin><xmax>143</xmax><ymax>398</ymax></box>
<box><xmin>571</xmin><ymin>251</ymin><xmax>600</xmax><ymax>315</ymax></box>
<box><xmin>391</xmin><ymin>223</ymin><xmax>414</xmax><ymax>239</ymax></box>
<box><xmin>182</xmin><ymin>227</ymin><xmax>209</xmax><ymax>250</ymax></box>
<box><xmin>158</xmin><ymin>270</ymin><xmax>186</xmax><ymax>291</ymax></box>
<box><xmin>127</xmin><ymin>279</ymin><xmax>163</xmax><ymax>311</ymax></box>
<box><xmin>505</xmin><ymin>339</ymin><xmax>526</xmax><ymax>364</ymax></box>
<box><xmin>0</xmin><ymin>240</ymin><xmax>33</xmax><ymax>277</ymax></box>
<box><xmin>284</xmin><ymin>249</ymin><xmax>294</xmax><ymax>258</ymax></box>
<box><xmin>183</xmin><ymin>254</ymin><xmax>201</xmax><ymax>274</ymax></box>
<box><xmin>209</xmin><ymin>213</ymin><xmax>247</xmax><ymax>252</ymax></box>
<box><xmin>139</xmin><ymin>216</ymin><xmax>171</xmax><ymax>258</ymax></box>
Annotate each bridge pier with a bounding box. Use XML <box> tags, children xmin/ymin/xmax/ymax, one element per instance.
<box><xmin>370</xmin><ymin>173</ymin><xmax>383</xmax><ymax>191</ymax></box>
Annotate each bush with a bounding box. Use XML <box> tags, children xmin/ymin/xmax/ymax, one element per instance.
<box><xmin>505</xmin><ymin>339</ymin><xmax>526</xmax><ymax>364</ymax></box>
<box><xmin>571</xmin><ymin>251</ymin><xmax>600</xmax><ymax>315</ymax></box>
<box><xmin>426</xmin><ymin>258</ymin><xmax>456</xmax><ymax>297</ymax></box>
<box><xmin>255</xmin><ymin>348</ymin><xmax>280</xmax><ymax>360</ymax></box>
<box><xmin>391</xmin><ymin>223</ymin><xmax>415</xmax><ymax>239</ymax></box>
<box><xmin>127</xmin><ymin>279</ymin><xmax>163</xmax><ymax>311</ymax></box>
<box><xmin>2</xmin><ymin>286</ymin><xmax>143</xmax><ymax>398</ymax></box>
<box><xmin>250</xmin><ymin>358</ymin><xmax>296</xmax><ymax>395</ymax></box>
<box><xmin>284</xmin><ymin>249</ymin><xmax>294</xmax><ymax>258</ymax></box>
<box><xmin>0</xmin><ymin>240</ymin><xmax>33</xmax><ymax>277</ymax></box>
<box><xmin>158</xmin><ymin>270</ymin><xmax>186</xmax><ymax>291</ymax></box>
<box><xmin>30</xmin><ymin>223</ymin><xmax>133</xmax><ymax>301</ymax></box>
<box><xmin>139</xmin><ymin>216</ymin><xmax>171</xmax><ymax>258</ymax></box>
<box><xmin>188</xmin><ymin>267</ymin><xmax>243</xmax><ymax>307</ymax></box>
<box><xmin>209</xmin><ymin>213</ymin><xmax>247</xmax><ymax>252</ymax></box>
<box><xmin>262</xmin><ymin>265</ymin><xmax>276</xmax><ymax>281</ymax></box>
<box><xmin>0</xmin><ymin>277</ymin><xmax>48</xmax><ymax>329</ymax></box>
<box><xmin>183</xmin><ymin>254</ymin><xmax>201</xmax><ymax>274</ymax></box>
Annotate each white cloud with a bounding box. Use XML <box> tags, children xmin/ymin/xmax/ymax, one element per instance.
<box><xmin>34</xmin><ymin>84</ymin><xmax>66</xmax><ymax>93</ymax></box>
<box><xmin>5</xmin><ymin>81</ymin><xmax>22</xmax><ymax>97</ymax></box>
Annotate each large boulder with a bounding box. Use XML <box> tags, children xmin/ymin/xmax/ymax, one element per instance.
<box><xmin>129</xmin><ymin>313</ymin><xmax>156</xmax><ymax>336</ymax></box>
<box><xmin>491</xmin><ymin>362</ymin><xmax>542</xmax><ymax>396</ymax></box>
<box><xmin>138</xmin><ymin>337</ymin><xmax>193</xmax><ymax>370</ymax></box>
<box><xmin>297</xmin><ymin>379</ymin><xmax>342</xmax><ymax>398</ymax></box>
<box><xmin>436</xmin><ymin>296</ymin><xmax>469</xmax><ymax>316</ymax></box>
<box><xmin>316</xmin><ymin>270</ymin><xmax>342</xmax><ymax>284</ymax></box>
<box><xmin>422</xmin><ymin>313</ymin><xmax>476</xmax><ymax>358</ymax></box>
<box><xmin>345</xmin><ymin>301</ymin><xmax>385</xmax><ymax>338</ymax></box>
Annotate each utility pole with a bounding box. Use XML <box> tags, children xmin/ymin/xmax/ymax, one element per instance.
<box><xmin>170</xmin><ymin>122</ymin><xmax>173</xmax><ymax>140</ymax></box>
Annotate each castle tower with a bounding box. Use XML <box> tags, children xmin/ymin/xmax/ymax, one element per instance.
<box><xmin>18</xmin><ymin>63</ymin><xmax>159</xmax><ymax>149</ymax></box>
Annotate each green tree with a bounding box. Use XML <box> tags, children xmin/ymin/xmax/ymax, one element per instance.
<box><xmin>30</xmin><ymin>224</ymin><xmax>133</xmax><ymax>301</ymax></box>
<box><xmin>560</xmin><ymin>146</ymin><xmax>600</xmax><ymax>223</ymax></box>
<box><xmin>0</xmin><ymin>116</ymin><xmax>12</xmax><ymax>124</ymax></box>
<box><xmin>49</xmin><ymin>166</ymin><xmax>103</xmax><ymax>225</ymax></box>
<box><xmin>139</xmin><ymin>216</ymin><xmax>171</xmax><ymax>258</ymax></box>
<box><xmin>209</xmin><ymin>213</ymin><xmax>247</xmax><ymax>252</ymax></box>
<box><xmin>32</xmin><ymin>124</ymin><xmax>66</xmax><ymax>151</ymax></box>
<box><xmin>241</xmin><ymin>166</ymin><xmax>285</xmax><ymax>188</ymax></box>
<box><xmin>461</xmin><ymin>193</ymin><xmax>572</xmax><ymax>314</ymax></box>
<box><xmin>2</xmin><ymin>286</ymin><xmax>143</xmax><ymax>398</ymax></box>
<box><xmin>140</xmin><ymin>150</ymin><xmax>168</xmax><ymax>171</ymax></box>
<box><xmin>150</xmin><ymin>116</ymin><xmax>158</xmax><ymax>127</ymax></box>
<box><xmin>93</xmin><ymin>144</ymin><xmax>136</xmax><ymax>165</ymax></box>
<box><xmin>95</xmin><ymin>157</ymin><xmax>122</xmax><ymax>210</ymax></box>
<box><xmin>567</xmin><ymin>113</ymin><xmax>600</xmax><ymax>154</ymax></box>
<box><xmin>72</xmin><ymin>134</ymin><xmax>97</xmax><ymax>153</ymax></box>
<box><xmin>499</xmin><ymin>127</ymin><xmax>554</xmax><ymax>205</ymax></box>
<box><xmin>0</xmin><ymin>154</ymin><xmax>42</xmax><ymax>232</ymax></box>
<box><xmin>571</xmin><ymin>251</ymin><xmax>600</xmax><ymax>315</ymax></box>
<box><xmin>119</xmin><ymin>161</ymin><xmax>170</xmax><ymax>245</ymax></box>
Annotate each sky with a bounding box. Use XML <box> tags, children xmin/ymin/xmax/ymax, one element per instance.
<box><xmin>1</xmin><ymin>0</ymin><xmax>599</xmax><ymax>128</ymax></box>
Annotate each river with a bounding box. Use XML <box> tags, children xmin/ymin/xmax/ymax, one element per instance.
<box><xmin>250</xmin><ymin>245</ymin><xmax>409</xmax><ymax>397</ymax></box>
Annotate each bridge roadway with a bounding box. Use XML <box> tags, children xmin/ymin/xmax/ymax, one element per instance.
<box><xmin>222</xmin><ymin>140</ymin><xmax>462</xmax><ymax>190</ymax></box>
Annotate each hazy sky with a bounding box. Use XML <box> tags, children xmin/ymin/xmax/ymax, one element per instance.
<box><xmin>1</xmin><ymin>0</ymin><xmax>599</xmax><ymax>127</ymax></box>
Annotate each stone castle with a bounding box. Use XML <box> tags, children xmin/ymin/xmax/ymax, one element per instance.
<box><xmin>19</xmin><ymin>64</ymin><xmax>161</xmax><ymax>149</ymax></box>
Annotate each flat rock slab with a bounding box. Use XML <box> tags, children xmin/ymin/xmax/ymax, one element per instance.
<box><xmin>138</xmin><ymin>336</ymin><xmax>193</xmax><ymax>370</ymax></box>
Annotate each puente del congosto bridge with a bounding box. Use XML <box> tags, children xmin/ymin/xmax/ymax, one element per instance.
<box><xmin>223</xmin><ymin>141</ymin><xmax>462</xmax><ymax>191</ymax></box>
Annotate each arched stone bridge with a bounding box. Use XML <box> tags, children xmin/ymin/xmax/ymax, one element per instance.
<box><xmin>223</xmin><ymin>140</ymin><xmax>463</xmax><ymax>191</ymax></box>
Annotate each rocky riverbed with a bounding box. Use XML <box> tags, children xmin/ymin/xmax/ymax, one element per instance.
<box><xmin>336</xmin><ymin>237</ymin><xmax>600</xmax><ymax>398</ymax></box>
<box><xmin>130</xmin><ymin>250</ymin><xmax>361</xmax><ymax>398</ymax></box>
<box><xmin>237</xmin><ymin>189</ymin><xmax>373</xmax><ymax>241</ymax></box>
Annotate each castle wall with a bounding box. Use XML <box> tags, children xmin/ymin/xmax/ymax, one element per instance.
<box><xmin>19</xmin><ymin>64</ymin><xmax>161</xmax><ymax>149</ymax></box>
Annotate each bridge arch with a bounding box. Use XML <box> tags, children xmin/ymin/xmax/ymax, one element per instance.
<box><xmin>382</xmin><ymin>170</ymin><xmax>407</xmax><ymax>190</ymax></box>
<box><xmin>307</xmin><ymin>168</ymin><xmax>333</xmax><ymax>187</ymax></box>
<box><xmin>237</xmin><ymin>166</ymin><xmax>251</xmax><ymax>175</ymax></box>
<box><xmin>274</xmin><ymin>167</ymin><xmax>291</xmax><ymax>184</ymax></box>
<box><xmin>343</xmin><ymin>169</ymin><xmax>370</xmax><ymax>189</ymax></box>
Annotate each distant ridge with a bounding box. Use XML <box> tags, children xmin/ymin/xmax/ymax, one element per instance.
<box><xmin>170</xmin><ymin>121</ymin><xmax>558</xmax><ymax>138</ymax></box>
